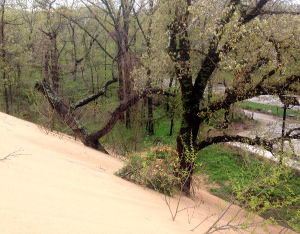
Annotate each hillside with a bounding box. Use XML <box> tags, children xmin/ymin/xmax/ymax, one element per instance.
<box><xmin>0</xmin><ymin>112</ymin><xmax>292</xmax><ymax>233</ymax></box>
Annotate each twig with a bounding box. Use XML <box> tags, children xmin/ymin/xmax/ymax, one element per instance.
<box><xmin>97</xmin><ymin>165</ymin><xmax>108</xmax><ymax>171</ymax></box>
<box><xmin>0</xmin><ymin>148</ymin><xmax>29</xmax><ymax>161</ymax></box>
<box><xmin>191</xmin><ymin>212</ymin><xmax>216</xmax><ymax>231</ymax></box>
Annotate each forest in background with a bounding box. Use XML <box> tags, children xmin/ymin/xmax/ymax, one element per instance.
<box><xmin>0</xmin><ymin>0</ymin><xmax>181</xmax><ymax>148</ymax></box>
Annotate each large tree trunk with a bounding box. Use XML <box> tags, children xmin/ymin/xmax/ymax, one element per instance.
<box><xmin>176</xmin><ymin>97</ymin><xmax>202</xmax><ymax>194</ymax></box>
<box><xmin>167</xmin><ymin>0</ymin><xmax>218</xmax><ymax>193</ymax></box>
<box><xmin>35</xmin><ymin>80</ymin><xmax>108</xmax><ymax>153</ymax></box>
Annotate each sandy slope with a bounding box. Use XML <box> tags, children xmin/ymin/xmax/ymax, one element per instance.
<box><xmin>0</xmin><ymin>112</ymin><xmax>291</xmax><ymax>233</ymax></box>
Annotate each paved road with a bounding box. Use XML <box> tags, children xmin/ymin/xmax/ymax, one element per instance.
<box><xmin>233</xmin><ymin>109</ymin><xmax>300</xmax><ymax>168</ymax></box>
<box><xmin>243</xmin><ymin>110</ymin><xmax>300</xmax><ymax>139</ymax></box>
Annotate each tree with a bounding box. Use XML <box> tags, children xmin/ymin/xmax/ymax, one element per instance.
<box><xmin>34</xmin><ymin>78</ymin><xmax>171</xmax><ymax>151</ymax></box>
<box><xmin>35</xmin><ymin>0</ymin><xmax>68</xmax><ymax>93</ymax></box>
<box><xmin>0</xmin><ymin>0</ymin><xmax>28</xmax><ymax>115</ymax></box>
<box><xmin>154</xmin><ymin>0</ymin><xmax>300</xmax><ymax>193</ymax></box>
<box><xmin>33</xmin><ymin>0</ymin><xmax>165</xmax><ymax>150</ymax></box>
<box><xmin>34</xmin><ymin>0</ymin><xmax>300</xmax><ymax>194</ymax></box>
<box><xmin>78</xmin><ymin>0</ymin><xmax>140</xmax><ymax>128</ymax></box>
<box><xmin>132</xmin><ymin>0</ymin><xmax>156</xmax><ymax>134</ymax></box>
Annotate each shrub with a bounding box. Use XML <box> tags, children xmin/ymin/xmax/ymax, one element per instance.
<box><xmin>116</xmin><ymin>146</ymin><xmax>180</xmax><ymax>196</ymax></box>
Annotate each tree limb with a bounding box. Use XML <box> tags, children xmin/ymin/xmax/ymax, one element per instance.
<box><xmin>71</xmin><ymin>55</ymin><xmax>119</xmax><ymax>110</ymax></box>
<box><xmin>197</xmin><ymin>129</ymin><xmax>300</xmax><ymax>153</ymax></box>
<box><xmin>87</xmin><ymin>88</ymin><xmax>173</xmax><ymax>142</ymax></box>
<box><xmin>34</xmin><ymin>80</ymin><xmax>108</xmax><ymax>153</ymax></box>
<box><xmin>241</xmin><ymin>0</ymin><xmax>269</xmax><ymax>25</ymax></box>
<box><xmin>198</xmin><ymin>68</ymin><xmax>278</xmax><ymax>120</ymax></box>
<box><xmin>197</xmin><ymin>134</ymin><xmax>274</xmax><ymax>152</ymax></box>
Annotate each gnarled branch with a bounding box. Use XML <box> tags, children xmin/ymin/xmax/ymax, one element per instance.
<box><xmin>34</xmin><ymin>80</ymin><xmax>108</xmax><ymax>153</ymax></box>
<box><xmin>197</xmin><ymin>130</ymin><xmax>300</xmax><ymax>153</ymax></box>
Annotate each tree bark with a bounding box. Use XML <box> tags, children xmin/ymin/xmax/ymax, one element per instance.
<box><xmin>167</xmin><ymin>0</ymin><xmax>242</xmax><ymax>194</ymax></box>
<box><xmin>34</xmin><ymin>80</ymin><xmax>108</xmax><ymax>153</ymax></box>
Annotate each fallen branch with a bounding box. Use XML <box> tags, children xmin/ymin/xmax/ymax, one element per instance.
<box><xmin>0</xmin><ymin>148</ymin><xmax>29</xmax><ymax>161</ymax></box>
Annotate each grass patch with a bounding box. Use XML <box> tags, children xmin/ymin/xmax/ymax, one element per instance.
<box><xmin>237</xmin><ymin>101</ymin><xmax>300</xmax><ymax>120</ymax></box>
<box><xmin>197</xmin><ymin>144</ymin><xmax>300</xmax><ymax>231</ymax></box>
<box><xmin>143</xmin><ymin>119</ymin><xmax>180</xmax><ymax>146</ymax></box>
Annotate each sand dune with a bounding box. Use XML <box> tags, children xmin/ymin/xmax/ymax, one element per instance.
<box><xmin>0</xmin><ymin>112</ymin><xmax>291</xmax><ymax>233</ymax></box>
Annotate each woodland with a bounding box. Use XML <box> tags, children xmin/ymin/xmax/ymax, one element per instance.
<box><xmin>1</xmin><ymin>0</ymin><xmax>300</xmax><ymax>231</ymax></box>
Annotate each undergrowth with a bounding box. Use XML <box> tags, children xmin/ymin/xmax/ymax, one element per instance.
<box><xmin>115</xmin><ymin>146</ymin><xmax>180</xmax><ymax>196</ymax></box>
<box><xmin>197</xmin><ymin>144</ymin><xmax>300</xmax><ymax>231</ymax></box>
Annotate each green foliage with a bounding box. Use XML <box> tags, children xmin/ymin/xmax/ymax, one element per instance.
<box><xmin>102</xmin><ymin>104</ymin><xmax>181</xmax><ymax>155</ymax></box>
<box><xmin>143</xmin><ymin>118</ymin><xmax>180</xmax><ymax>146</ymax></box>
<box><xmin>197</xmin><ymin>144</ymin><xmax>300</xmax><ymax>231</ymax></box>
<box><xmin>115</xmin><ymin>146</ymin><xmax>180</xmax><ymax>196</ymax></box>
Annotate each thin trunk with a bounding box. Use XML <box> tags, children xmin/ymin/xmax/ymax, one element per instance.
<box><xmin>125</xmin><ymin>109</ymin><xmax>131</xmax><ymax>128</ymax></box>
<box><xmin>145</xmin><ymin>0</ymin><xmax>154</xmax><ymax>134</ymax></box>
<box><xmin>118</xmin><ymin>56</ymin><xmax>124</xmax><ymax>100</ymax></box>
<box><xmin>51</xmin><ymin>36</ymin><xmax>59</xmax><ymax>92</ymax></box>
<box><xmin>124</xmin><ymin>52</ymin><xmax>132</xmax><ymax>128</ymax></box>
<box><xmin>207</xmin><ymin>77</ymin><xmax>212</xmax><ymax>103</ymax></box>
<box><xmin>71</xmin><ymin>22</ymin><xmax>78</xmax><ymax>81</ymax></box>
<box><xmin>122</xmin><ymin>0</ymin><xmax>133</xmax><ymax>129</ymax></box>
<box><xmin>169</xmin><ymin>117</ymin><xmax>174</xmax><ymax>136</ymax></box>
<box><xmin>3</xmin><ymin>72</ymin><xmax>9</xmax><ymax>114</ymax></box>
<box><xmin>118</xmin><ymin>58</ymin><xmax>124</xmax><ymax>122</ymax></box>
<box><xmin>146</xmin><ymin>96</ymin><xmax>154</xmax><ymax>134</ymax></box>
<box><xmin>1</xmin><ymin>0</ymin><xmax>8</xmax><ymax>114</ymax></box>
<box><xmin>280</xmin><ymin>105</ymin><xmax>287</xmax><ymax>164</ymax></box>
<box><xmin>44</xmin><ymin>48</ymin><xmax>50</xmax><ymax>82</ymax></box>
<box><xmin>0</xmin><ymin>0</ymin><xmax>9</xmax><ymax>114</ymax></box>
<box><xmin>9</xmin><ymin>81</ymin><xmax>12</xmax><ymax>105</ymax></box>
<box><xmin>223</xmin><ymin>105</ymin><xmax>230</xmax><ymax>129</ymax></box>
<box><xmin>124</xmin><ymin>56</ymin><xmax>132</xmax><ymax>129</ymax></box>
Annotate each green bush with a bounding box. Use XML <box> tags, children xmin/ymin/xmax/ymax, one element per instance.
<box><xmin>115</xmin><ymin>146</ymin><xmax>180</xmax><ymax>196</ymax></box>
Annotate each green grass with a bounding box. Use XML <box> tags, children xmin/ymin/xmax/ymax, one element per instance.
<box><xmin>102</xmin><ymin>116</ymin><xmax>180</xmax><ymax>155</ymax></box>
<box><xmin>143</xmin><ymin>119</ymin><xmax>180</xmax><ymax>146</ymax></box>
<box><xmin>197</xmin><ymin>144</ymin><xmax>300</xmax><ymax>231</ymax></box>
<box><xmin>237</xmin><ymin>101</ymin><xmax>300</xmax><ymax>120</ymax></box>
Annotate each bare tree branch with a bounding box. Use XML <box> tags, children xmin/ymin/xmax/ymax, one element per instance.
<box><xmin>57</xmin><ymin>10</ymin><xmax>113</xmax><ymax>60</ymax></box>
<box><xmin>71</xmin><ymin>55</ymin><xmax>119</xmax><ymax>110</ymax></box>
<box><xmin>241</xmin><ymin>0</ymin><xmax>269</xmax><ymax>25</ymax></box>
